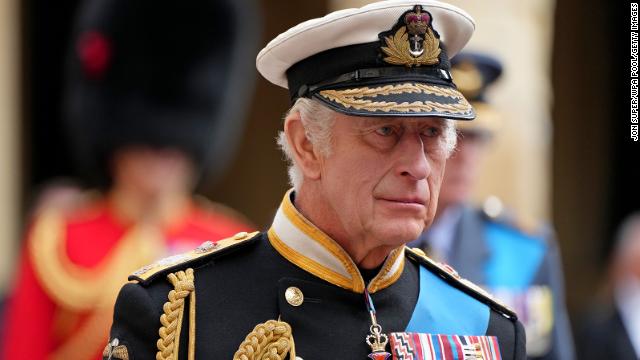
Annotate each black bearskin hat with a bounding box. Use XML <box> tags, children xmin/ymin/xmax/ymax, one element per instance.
<box><xmin>64</xmin><ymin>0</ymin><xmax>259</xmax><ymax>187</ymax></box>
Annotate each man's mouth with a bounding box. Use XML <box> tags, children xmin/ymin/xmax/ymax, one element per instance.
<box><xmin>377</xmin><ymin>196</ymin><xmax>426</xmax><ymax>206</ymax></box>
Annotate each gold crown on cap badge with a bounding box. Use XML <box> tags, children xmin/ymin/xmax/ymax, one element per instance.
<box><xmin>381</xmin><ymin>5</ymin><xmax>441</xmax><ymax>67</ymax></box>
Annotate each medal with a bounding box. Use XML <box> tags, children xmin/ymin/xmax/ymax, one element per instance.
<box><xmin>364</xmin><ymin>290</ymin><xmax>391</xmax><ymax>360</ymax></box>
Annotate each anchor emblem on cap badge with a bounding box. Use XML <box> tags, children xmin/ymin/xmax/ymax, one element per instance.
<box><xmin>381</xmin><ymin>5</ymin><xmax>441</xmax><ymax>67</ymax></box>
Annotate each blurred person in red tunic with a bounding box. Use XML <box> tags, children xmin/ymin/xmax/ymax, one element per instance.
<box><xmin>0</xmin><ymin>0</ymin><xmax>259</xmax><ymax>358</ymax></box>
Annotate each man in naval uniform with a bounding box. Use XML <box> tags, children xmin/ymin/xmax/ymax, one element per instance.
<box><xmin>104</xmin><ymin>1</ymin><xmax>527</xmax><ymax>359</ymax></box>
<box><xmin>409</xmin><ymin>52</ymin><xmax>574</xmax><ymax>360</ymax></box>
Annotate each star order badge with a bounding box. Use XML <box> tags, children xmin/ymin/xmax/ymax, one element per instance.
<box><xmin>380</xmin><ymin>5</ymin><xmax>441</xmax><ymax>67</ymax></box>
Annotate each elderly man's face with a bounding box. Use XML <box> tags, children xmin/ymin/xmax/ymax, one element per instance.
<box><xmin>317</xmin><ymin>113</ymin><xmax>449</xmax><ymax>248</ymax></box>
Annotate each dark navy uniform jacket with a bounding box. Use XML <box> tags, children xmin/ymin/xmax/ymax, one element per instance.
<box><xmin>105</xmin><ymin>192</ymin><xmax>526</xmax><ymax>359</ymax></box>
<box><xmin>410</xmin><ymin>205</ymin><xmax>574</xmax><ymax>360</ymax></box>
<box><xmin>577</xmin><ymin>304</ymin><xmax>638</xmax><ymax>360</ymax></box>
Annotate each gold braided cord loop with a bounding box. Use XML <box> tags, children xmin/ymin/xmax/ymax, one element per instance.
<box><xmin>233</xmin><ymin>320</ymin><xmax>296</xmax><ymax>360</ymax></box>
<box><xmin>29</xmin><ymin>208</ymin><xmax>163</xmax><ymax>310</ymax></box>
<box><xmin>156</xmin><ymin>269</ymin><xmax>196</xmax><ymax>360</ymax></box>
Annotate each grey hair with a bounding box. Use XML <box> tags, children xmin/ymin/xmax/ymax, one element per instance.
<box><xmin>277</xmin><ymin>98</ymin><xmax>336</xmax><ymax>191</ymax></box>
<box><xmin>442</xmin><ymin>119</ymin><xmax>457</xmax><ymax>157</ymax></box>
<box><xmin>277</xmin><ymin>98</ymin><xmax>457</xmax><ymax>191</ymax></box>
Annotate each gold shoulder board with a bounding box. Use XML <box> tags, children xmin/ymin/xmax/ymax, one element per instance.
<box><xmin>129</xmin><ymin>231</ymin><xmax>260</xmax><ymax>284</ymax></box>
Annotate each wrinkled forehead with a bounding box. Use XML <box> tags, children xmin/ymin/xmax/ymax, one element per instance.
<box><xmin>334</xmin><ymin>112</ymin><xmax>451</xmax><ymax>128</ymax></box>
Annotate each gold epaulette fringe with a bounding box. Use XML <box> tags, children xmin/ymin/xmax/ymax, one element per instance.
<box><xmin>233</xmin><ymin>319</ymin><xmax>296</xmax><ymax>360</ymax></box>
<box><xmin>157</xmin><ymin>268</ymin><xmax>196</xmax><ymax>360</ymax></box>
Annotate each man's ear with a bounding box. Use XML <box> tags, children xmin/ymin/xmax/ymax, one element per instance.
<box><xmin>284</xmin><ymin>111</ymin><xmax>322</xmax><ymax>180</ymax></box>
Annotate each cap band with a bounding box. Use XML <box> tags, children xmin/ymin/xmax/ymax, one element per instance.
<box><xmin>297</xmin><ymin>66</ymin><xmax>454</xmax><ymax>100</ymax></box>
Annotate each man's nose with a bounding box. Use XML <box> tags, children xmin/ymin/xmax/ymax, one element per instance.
<box><xmin>396</xmin><ymin>132</ymin><xmax>430</xmax><ymax>180</ymax></box>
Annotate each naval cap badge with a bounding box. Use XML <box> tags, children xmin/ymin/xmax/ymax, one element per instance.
<box><xmin>380</xmin><ymin>5</ymin><xmax>441</xmax><ymax>67</ymax></box>
<box><xmin>405</xmin><ymin>6</ymin><xmax>431</xmax><ymax>56</ymax></box>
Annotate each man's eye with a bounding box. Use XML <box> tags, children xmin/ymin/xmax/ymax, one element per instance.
<box><xmin>422</xmin><ymin>127</ymin><xmax>440</xmax><ymax>137</ymax></box>
<box><xmin>375</xmin><ymin>126</ymin><xmax>394</xmax><ymax>136</ymax></box>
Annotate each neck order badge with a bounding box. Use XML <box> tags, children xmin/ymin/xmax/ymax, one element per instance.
<box><xmin>365</xmin><ymin>289</ymin><xmax>392</xmax><ymax>359</ymax></box>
